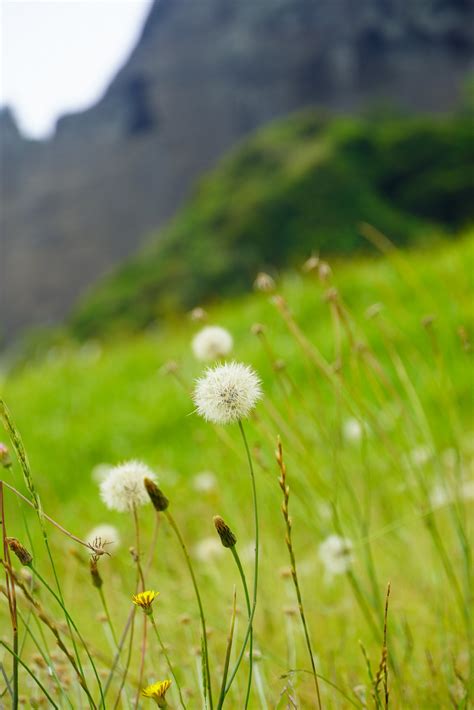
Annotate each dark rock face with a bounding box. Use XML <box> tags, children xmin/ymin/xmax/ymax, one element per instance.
<box><xmin>1</xmin><ymin>0</ymin><xmax>473</xmax><ymax>340</ymax></box>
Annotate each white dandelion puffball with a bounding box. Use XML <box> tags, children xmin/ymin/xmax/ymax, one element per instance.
<box><xmin>193</xmin><ymin>361</ymin><xmax>262</xmax><ymax>424</ymax></box>
<box><xmin>86</xmin><ymin>524</ymin><xmax>121</xmax><ymax>552</ymax></box>
<box><xmin>193</xmin><ymin>537</ymin><xmax>224</xmax><ymax>562</ymax></box>
<box><xmin>192</xmin><ymin>326</ymin><xmax>233</xmax><ymax>361</ymax></box>
<box><xmin>192</xmin><ymin>471</ymin><xmax>218</xmax><ymax>493</ymax></box>
<box><xmin>100</xmin><ymin>460</ymin><xmax>157</xmax><ymax>512</ymax></box>
<box><xmin>318</xmin><ymin>535</ymin><xmax>354</xmax><ymax>575</ymax></box>
<box><xmin>343</xmin><ymin>418</ymin><xmax>363</xmax><ymax>443</ymax></box>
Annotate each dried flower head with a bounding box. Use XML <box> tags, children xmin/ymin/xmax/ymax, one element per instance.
<box><xmin>254</xmin><ymin>272</ymin><xmax>276</xmax><ymax>293</ymax></box>
<box><xmin>100</xmin><ymin>461</ymin><xmax>157</xmax><ymax>512</ymax></box>
<box><xmin>141</xmin><ymin>679</ymin><xmax>172</xmax><ymax>706</ymax></box>
<box><xmin>144</xmin><ymin>478</ymin><xmax>169</xmax><ymax>512</ymax></box>
<box><xmin>192</xmin><ymin>326</ymin><xmax>233</xmax><ymax>361</ymax></box>
<box><xmin>193</xmin><ymin>361</ymin><xmax>262</xmax><ymax>424</ymax></box>
<box><xmin>0</xmin><ymin>442</ymin><xmax>11</xmax><ymax>468</ymax></box>
<box><xmin>213</xmin><ymin>515</ymin><xmax>237</xmax><ymax>548</ymax></box>
<box><xmin>86</xmin><ymin>525</ymin><xmax>121</xmax><ymax>553</ymax></box>
<box><xmin>6</xmin><ymin>537</ymin><xmax>32</xmax><ymax>566</ymax></box>
<box><xmin>318</xmin><ymin>535</ymin><xmax>354</xmax><ymax>576</ymax></box>
<box><xmin>132</xmin><ymin>590</ymin><xmax>159</xmax><ymax>615</ymax></box>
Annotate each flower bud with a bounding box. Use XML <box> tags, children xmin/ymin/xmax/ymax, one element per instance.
<box><xmin>145</xmin><ymin>478</ymin><xmax>169</xmax><ymax>512</ymax></box>
<box><xmin>213</xmin><ymin>515</ymin><xmax>237</xmax><ymax>548</ymax></box>
<box><xmin>6</xmin><ymin>537</ymin><xmax>33</xmax><ymax>566</ymax></box>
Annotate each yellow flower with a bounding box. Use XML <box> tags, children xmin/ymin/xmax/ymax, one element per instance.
<box><xmin>132</xmin><ymin>590</ymin><xmax>159</xmax><ymax>615</ymax></box>
<box><xmin>141</xmin><ymin>679</ymin><xmax>172</xmax><ymax>707</ymax></box>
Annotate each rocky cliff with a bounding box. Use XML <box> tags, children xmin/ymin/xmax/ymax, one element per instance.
<box><xmin>1</xmin><ymin>0</ymin><xmax>473</xmax><ymax>341</ymax></box>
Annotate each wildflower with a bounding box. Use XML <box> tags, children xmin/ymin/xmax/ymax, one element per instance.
<box><xmin>343</xmin><ymin>418</ymin><xmax>363</xmax><ymax>443</ymax></box>
<box><xmin>193</xmin><ymin>361</ymin><xmax>262</xmax><ymax>424</ymax></box>
<box><xmin>144</xmin><ymin>478</ymin><xmax>169</xmax><ymax>512</ymax></box>
<box><xmin>254</xmin><ymin>271</ymin><xmax>276</xmax><ymax>293</ymax></box>
<box><xmin>86</xmin><ymin>524</ymin><xmax>121</xmax><ymax>553</ymax></box>
<box><xmin>0</xmin><ymin>442</ymin><xmax>11</xmax><ymax>468</ymax></box>
<box><xmin>192</xmin><ymin>471</ymin><xmax>217</xmax><ymax>493</ymax></box>
<box><xmin>318</xmin><ymin>535</ymin><xmax>354</xmax><ymax>576</ymax></box>
<box><xmin>132</xmin><ymin>590</ymin><xmax>159</xmax><ymax>615</ymax></box>
<box><xmin>141</xmin><ymin>679</ymin><xmax>172</xmax><ymax>707</ymax></box>
<box><xmin>213</xmin><ymin>515</ymin><xmax>237</xmax><ymax>548</ymax></box>
<box><xmin>100</xmin><ymin>461</ymin><xmax>157</xmax><ymax>512</ymax></box>
<box><xmin>192</xmin><ymin>325</ymin><xmax>233</xmax><ymax>361</ymax></box>
<box><xmin>6</xmin><ymin>537</ymin><xmax>33</xmax><ymax>566</ymax></box>
<box><xmin>193</xmin><ymin>537</ymin><xmax>224</xmax><ymax>562</ymax></box>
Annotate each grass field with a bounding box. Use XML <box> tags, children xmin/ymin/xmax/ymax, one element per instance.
<box><xmin>1</xmin><ymin>232</ymin><xmax>473</xmax><ymax>708</ymax></box>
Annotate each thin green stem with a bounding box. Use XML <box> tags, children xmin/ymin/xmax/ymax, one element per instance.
<box><xmin>238</xmin><ymin>420</ymin><xmax>259</xmax><ymax>709</ymax></box>
<box><xmin>98</xmin><ymin>586</ymin><xmax>119</xmax><ymax>649</ymax></box>
<box><xmin>217</xmin><ymin>589</ymin><xmax>237</xmax><ymax>709</ymax></box>
<box><xmin>0</xmin><ymin>640</ymin><xmax>59</xmax><ymax>709</ymax></box>
<box><xmin>150</xmin><ymin>614</ymin><xmax>187</xmax><ymax>709</ymax></box>
<box><xmin>224</xmin><ymin>547</ymin><xmax>253</xmax><ymax>696</ymax></box>
<box><xmin>165</xmin><ymin>510</ymin><xmax>213</xmax><ymax>709</ymax></box>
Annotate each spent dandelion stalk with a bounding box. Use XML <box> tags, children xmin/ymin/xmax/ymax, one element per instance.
<box><xmin>276</xmin><ymin>439</ymin><xmax>323</xmax><ymax>710</ymax></box>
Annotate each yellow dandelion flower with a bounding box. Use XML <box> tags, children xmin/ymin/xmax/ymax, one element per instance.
<box><xmin>141</xmin><ymin>679</ymin><xmax>172</xmax><ymax>706</ymax></box>
<box><xmin>132</xmin><ymin>590</ymin><xmax>159</xmax><ymax>615</ymax></box>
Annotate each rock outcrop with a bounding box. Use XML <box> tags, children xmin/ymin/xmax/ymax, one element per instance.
<box><xmin>1</xmin><ymin>0</ymin><xmax>473</xmax><ymax>340</ymax></box>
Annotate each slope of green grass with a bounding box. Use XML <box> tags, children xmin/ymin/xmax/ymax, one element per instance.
<box><xmin>69</xmin><ymin>109</ymin><xmax>474</xmax><ymax>340</ymax></box>
<box><xmin>1</xmin><ymin>234</ymin><xmax>473</xmax><ymax>706</ymax></box>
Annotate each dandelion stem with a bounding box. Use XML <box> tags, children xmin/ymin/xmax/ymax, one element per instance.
<box><xmin>0</xmin><ymin>640</ymin><xmax>59</xmax><ymax>709</ymax></box>
<box><xmin>217</xmin><ymin>588</ymin><xmax>238</xmax><ymax>709</ymax></box>
<box><xmin>224</xmin><ymin>547</ymin><xmax>253</xmax><ymax>697</ymax></box>
<box><xmin>150</xmin><ymin>614</ymin><xmax>187</xmax><ymax>709</ymax></box>
<box><xmin>98</xmin><ymin>586</ymin><xmax>119</xmax><ymax>649</ymax></box>
<box><xmin>165</xmin><ymin>510</ymin><xmax>213</xmax><ymax>709</ymax></box>
<box><xmin>238</xmin><ymin>420</ymin><xmax>259</xmax><ymax>709</ymax></box>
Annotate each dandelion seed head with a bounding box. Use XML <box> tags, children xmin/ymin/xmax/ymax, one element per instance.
<box><xmin>193</xmin><ymin>361</ymin><xmax>262</xmax><ymax>424</ymax></box>
<box><xmin>193</xmin><ymin>536</ymin><xmax>224</xmax><ymax>562</ymax></box>
<box><xmin>192</xmin><ymin>326</ymin><xmax>233</xmax><ymax>361</ymax></box>
<box><xmin>192</xmin><ymin>471</ymin><xmax>217</xmax><ymax>493</ymax></box>
<box><xmin>91</xmin><ymin>463</ymin><xmax>112</xmax><ymax>484</ymax></box>
<box><xmin>100</xmin><ymin>460</ymin><xmax>157</xmax><ymax>512</ymax></box>
<box><xmin>343</xmin><ymin>418</ymin><xmax>363</xmax><ymax>443</ymax></box>
<box><xmin>318</xmin><ymin>535</ymin><xmax>354</xmax><ymax>576</ymax></box>
<box><xmin>86</xmin><ymin>524</ymin><xmax>121</xmax><ymax>552</ymax></box>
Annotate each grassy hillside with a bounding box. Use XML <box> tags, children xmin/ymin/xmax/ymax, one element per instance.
<box><xmin>1</xmin><ymin>234</ymin><xmax>473</xmax><ymax>707</ymax></box>
<box><xmin>69</xmin><ymin>109</ymin><xmax>474</xmax><ymax>340</ymax></box>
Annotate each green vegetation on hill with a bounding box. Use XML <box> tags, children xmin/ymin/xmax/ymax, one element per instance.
<box><xmin>70</xmin><ymin>109</ymin><xmax>474</xmax><ymax>339</ymax></box>
<box><xmin>1</xmin><ymin>234</ymin><xmax>473</xmax><ymax>706</ymax></box>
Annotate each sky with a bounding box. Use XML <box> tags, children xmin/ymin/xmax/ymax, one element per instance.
<box><xmin>0</xmin><ymin>0</ymin><xmax>154</xmax><ymax>138</ymax></box>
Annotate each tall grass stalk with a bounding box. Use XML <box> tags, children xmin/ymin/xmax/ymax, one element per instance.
<box><xmin>276</xmin><ymin>439</ymin><xmax>322</xmax><ymax>709</ymax></box>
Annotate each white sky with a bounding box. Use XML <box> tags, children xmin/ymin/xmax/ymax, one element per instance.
<box><xmin>0</xmin><ymin>0</ymin><xmax>154</xmax><ymax>138</ymax></box>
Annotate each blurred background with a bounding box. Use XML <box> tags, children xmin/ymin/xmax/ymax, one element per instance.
<box><xmin>0</xmin><ymin>0</ymin><xmax>473</xmax><ymax>348</ymax></box>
